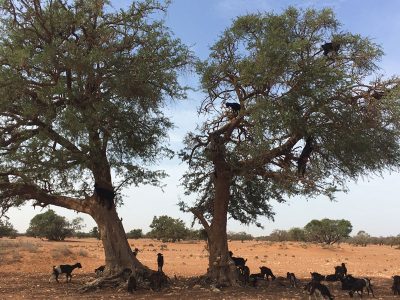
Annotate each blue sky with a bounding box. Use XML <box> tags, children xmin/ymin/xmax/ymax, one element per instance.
<box><xmin>8</xmin><ymin>0</ymin><xmax>400</xmax><ymax>237</ymax></box>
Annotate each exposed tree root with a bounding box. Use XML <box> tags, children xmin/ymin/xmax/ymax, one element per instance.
<box><xmin>79</xmin><ymin>267</ymin><xmax>170</xmax><ymax>293</ymax></box>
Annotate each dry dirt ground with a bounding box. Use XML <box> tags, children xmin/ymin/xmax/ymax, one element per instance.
<box><xmin>0</xmin><ymin>237</ymin><xmax>399</xmax><ymax>299</ymax></box>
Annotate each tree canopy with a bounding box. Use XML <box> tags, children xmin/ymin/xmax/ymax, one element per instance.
<box><xmin>26</xmin><ymin>209</ymin><xmax>83</xmax><ymax>240</ymax></box>
<box><xmin>0</xmin><ymin>0</ymin><xmax>191</xmax><ymax>216</ymax></box>
<box><xmin>180</xmin><ymin>7</ymin><xmax>400</xmax><ymax>228</ymax></box>
<box><xmin>148</xmin><ymin>215</ymin><xmax>189</xmax><ymax>242</ymax></box>
<box><xmin>304</xmin><ymin>218</ymin><xmax>352</xmax><ymax>244</ymax></box>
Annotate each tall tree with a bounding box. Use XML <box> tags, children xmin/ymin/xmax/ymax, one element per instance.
<box><xmin>180</xmin><ymin>7</ymin><xmax>400</xmax><ymax>285</ymax></box>
<box><xmin>0</xmin><ymin>0</ymin><xmax>191</xmax><ymax>278</ymax></box>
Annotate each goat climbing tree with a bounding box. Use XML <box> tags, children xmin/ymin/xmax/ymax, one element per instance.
<box><xmin>0</xmin><ymin>0</ymin><xmax>190</xmax><ymax>280</ymax></box>
<box><xmin>180</xmin><ymin>7</ymin><xmax>400</xmax><ymax>286</ymax></box>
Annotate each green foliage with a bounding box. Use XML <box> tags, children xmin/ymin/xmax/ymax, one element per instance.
<box><xmin>287</xmin><ymin>227</ymin><xmax>307</xmax><ymax>242</ymax></box>
<box><xmin>186</xmin><ymin>228</ymin><xmax>208</xmax><ymax>240</ymax></box>
<box><xmin>268</xmin><ymin>229</ymin><xmax>291</xmax><ymax>242</ymax></box>
<box><xmin>126</xmin><ymin>228</ymin><xmax>143</xmax><ymax>239</ymax></box>
<box><xmin>304</xmin><ymin>218</ymin><xmax>352</xmax><ymax>244</ymax></box>
<box><xmin>89</xmin><ymin>226</ymin><xmax>101</xmax><ymax>240</ymax></box>
<box><xmin>181</xmin><ymin>6</ymin><xmax>400</xmax><ymax>228</ymax></box>
<box><xmin>227</xmin><ymin>231</ymin><xmax>253</xmax><ymax>241</ymax></box>
<box><xmin>0</xmin><ymin>0</ymin><xmax>191</xmax><ymax>215</ymax></box>
<box><xmin>148</xmin><ymin>215</ymin><xmax>189</xmax><ymax>242</ymax></box>
<box><xmin>26</xmin><ymin>209</ymin><xmax>82</xmax><ymax>241</ymax></box>
<box><xmin>349</xmin><ymin>230</ymin><xmax>371</xmax><ymax>246</ymax></box>
<box><xmin>0</xmin><ymin>219</ymin><xmax>17</xmax><ymax>238</ymax></box>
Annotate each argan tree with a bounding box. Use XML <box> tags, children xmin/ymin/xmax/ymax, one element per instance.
<box><xmin>180</xmin><ymin>8</ymin><xmax>400</xmax><ymax>285</ymax></box>
<box><xmin>0</xmin><ymin>0</ymin><xmax>190</xmax><ymax>278</ymax></box>
<box><xmin>304</xmin><ymin>218</ymin><xmax>352</xmax><ymax>245</ymax></box>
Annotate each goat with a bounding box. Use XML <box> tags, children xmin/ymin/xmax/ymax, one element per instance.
<box><xmin>238</xmin><ymin>265</ymin><xmax>250</xmax><ymax>285</ymax></box>
<box><xmin>260</xmin><ymin>266</ymin><xmax>276</xmax><ymax>281</ymax></box>
<box><xmin>341</xmin><ymin>275</ymin><xmax>374</xmax><ymax>298</ymax></box>
<box><xmin>325</xmin><ymin>274</ymin><xmax>340</xmax><ymax>282</ymax></box>
<box><xmin>229</xmin><ymin>251</ymin><xmax>247</xmax><ymax>268</ymax></box>
<box><xmin>95</xmin><ymin>265</ymin><xmax>105</xmax><ymax>276</ymax></box>
<box><xmin>392</xmin><ymin>275</ymin><xmax>400</xmax><ymax>295</ymax></box>
<box><xmin>157</xmin><ymin>253</ymin><xmax>164</xmax><ymax>272</ymax></box>
<box><xmin>50</xmin><ymin>262</ymin><xmax>82</xmax><ymax>283</ymax></box>
<box><xmin>225</xmin><ymin>102</ymin><xmax>241</xmax><ymax>115</ymax></box>
<box><xmin>306</xmin><ymin>281</ymin><xmax>334</xmax><ymax>300</ymax></box>
<box><xmin>127</xmin><ymin>274</ymin><xmax>137</xmax><ymax>293</ymax></box>
<box><xmin>149</xmin><ymin>271</ymin><xmax>168</xmax><ymax>291</ymax></box>
<box><xmin>311</xmin><ymin>272</ymin><xmax>325</xmax><ymax>282</ymax></box>
<box><xmin>249</xmin><ymin>273</ymin><xmax>264</xmax><ymax>287</ymax></box>
<box><xmin>287</xmin><ymin>272</ymin><xmax>298</xmax><ymax>288</ymax></box>
<box><xmin>334</xmin><ymin>263</ymin><xmax>347</xmax><ymax>278</ymax></box>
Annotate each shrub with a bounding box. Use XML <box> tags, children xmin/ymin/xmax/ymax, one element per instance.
<box><xmin>126</xmin><ymin>229</ymin><xmax>143</xmax><ymax>239</ymax></box>
<box><xmin>148</xmin><ymin>215</ymin><xmax>189</xmax><ymax>242</ymax></box>
<box><xmin>0</xmin><ymin>219</ymin><xmax>18</xmax><ymax>238</ymax></box>
<box><xmin>26</xmin><ymin>210</ymin><xmax>83</xmax><ymax>241</ymax></box>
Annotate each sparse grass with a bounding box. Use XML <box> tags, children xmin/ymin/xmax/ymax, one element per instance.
<box><xmin>51</xmin><ymin>246</ymin><xmax>74</xmax><ymax>259</ymax></box>
<box><xmin>20</xmin><ymin>241</ymin><xmax>41</xmax><ymax>253</ymax></box>
<box><xmin>78</xmin><ymin>249</ymin><xmax>89</xmax><ymax>257</ymax></box>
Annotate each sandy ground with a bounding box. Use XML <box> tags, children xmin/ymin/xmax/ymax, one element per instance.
<box><xmin>0</xmin><ymin>237</ymin><xmax>399</xmax><ymax>299</ymax></box>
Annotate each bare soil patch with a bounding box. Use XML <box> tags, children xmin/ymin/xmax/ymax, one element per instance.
<box><xmin>0</xmin><ymin>237</ymin><xmax>399</xmax><ymax>299</ymax></box>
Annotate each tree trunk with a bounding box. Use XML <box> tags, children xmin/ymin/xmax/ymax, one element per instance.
<box><xmin>206</xmin><ymin>171</ymin><xmax>238</xmax><ymax>286</ymax></box>
<box><xmin>90</xmin><ymin>203</ymin><xmax>143</xmax><ymax>274</ymax></box>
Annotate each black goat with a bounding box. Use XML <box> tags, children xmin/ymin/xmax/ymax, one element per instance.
<box><xmin>229</xmin><ymin>251</ymin><xmax>247</xmax><ymax>268</ymax></box>
<box><xmin>325</xmin><ymin>274</ymin><xmax>340</xmax><ymax>282</ymax></box>
<box><xmin>392</xmin><ymin>275</ymin><xmax>400</xmax><ymax>295</ymax></box>
<box><xmin>341</xmin><ymin>275</ymin><xmax>374</xmax><ymax>298</ymax></box>
<box><xmin>249</xmin><ymin>273</ymin><xmax>264</xmax><ymax>287</ymax></box>
<box><xmin>238</xmin><ymin>265</ymin><xmax>250</xmax><ymax>285</ymax></box>
<box><xmin>95</xmin><ymin>265</ymin><xmax>105</xmax><ymax>276</ymax></box>
<box><xmin>50</xmin><ymin>262</ymin><xmax>82</xmax><ymax>283</ymax></box>
<box><xmin>306</xmin><ymin>281</ymin><xmax>334</xmax><ymax>300</ymax></box>
<box><xmin>321</xmin><ymin>42</ymin><xmax>340</xmax><ymax>56</ymax></box>
<box><xmin>334</xmin><ymin>263</ymin><xmax>347</xmax><ymax>278</ymax></box>
<box><xmin>287</xmin><ymin>272</ymin><xmax>298</xmax><ymax>288</ymax></box>
<box><xmin>225</xmin><ymin>102</ymin><xmax>241</xmax><ymax>115</ymax></box>
<box><xmin>311</xmin><ymin>272</ymin><xmax>325</xmax><ymax>282</ymax></box>
<box><xmin>157</xmin><ymin>253</ymin><xmax>164</xmax><ymax>272</ymax></box>
<box><xmin>260</xmin><ymin>266</ymin><xmax>276</xmax><ymax>281</ymax></box>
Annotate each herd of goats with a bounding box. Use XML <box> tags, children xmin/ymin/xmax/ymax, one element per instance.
<box><xmin>47</xmin><ymin>250</ymin><xmax>400</xmax><ymax>298</ymax></box>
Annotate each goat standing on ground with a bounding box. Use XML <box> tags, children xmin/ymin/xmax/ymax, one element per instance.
<box><xmin>157</xmin><ymin>253</ymin><xmax>164</xmax><ymax>272</ymax></box>
<box><xmin>260</xmin><ymin>266</ymin><xmax>276</xmax><ymax>281</ymax></box>
<box><xmin>228</xmin><ymin>251</ymin><xmax>247</xmax><ymax>268</ymax></box>
<box><xmin>95</xmin><ymin>265</ymin><xmax>105</xmax><ymax>276</ymax></box>
<box><xmin>50</xmin><ymin>262</ymin><xmax>82</xmax><ymax>283</ymax></box>
<box><xmin>392</xmin><ymin>275</ymin><xmax>400</xmax><ymax>295</ymax></box>
<box><xmin>306</xmin><ymin>281</ymin><xmax>334</xmax><ymax>300</ymax></box>
<box><xmin>287</xmin><ymin>272</ymin><xmax>298</xmax><ymax>288</ymax></box>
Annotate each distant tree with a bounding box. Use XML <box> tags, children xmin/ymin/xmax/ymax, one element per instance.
<box><xmin>186</xmin><ymin>228</ymin><xmax>208</xmax><ymax>241</ymax></box>
<box><xmin>350</xmin><ymin>230</ymin><xmax>371</xmax><ymax>246</ymax></box>
<box><xmin>305</xmin><ymin>218</ymin><xmax>352</xmax><ymax>245</ymax></box>
<box><xmin>227</xmin><ymin>231</ymin><xmax>253</xmax><ymax>242</ymax></box>
<box><xmin>148</xmin><ymin>215</ymin><xmax>188</xmax><ymax>242</ymax></box>
<box><xmin>126</xmin><ymin>229</ymin><xmax>143</xmax><ymax>239</ymax></box>
<box><xmin>89</xmin><ymin>226</ymin><xmax>101</xmax><ymax>240</ymax></box>
<box><xmin>26</xmin><ymin>209</ymin><xmax>82</xmax><ymax>241</ymax></box>
<box><xmin>0</xmin><ymin>219</ymin><xmax>17</xmax><ymax>238</ymax></box>
<box><xmin>288</xmin><ymin>227</ymin><xmax>306</xmax><ymax>242</ymax></box>
<box><xmin>268</xmin><ymin>229</ymin><xmax>290</xmax><ymax>242</ymax></box>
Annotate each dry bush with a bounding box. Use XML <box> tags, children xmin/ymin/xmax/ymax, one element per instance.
<box><xmin>51</xmin><ymin>246</ymin><xmax>74</xmax><ymax>259</ymax></box>
<box><xmin>78</xmin><ymin>249</ymin><xmax>89</xmax><ymax>257</ymax></box>
<box><xmin>20</xmin><ymin>241</ymin><xmax>41</xmax><ymax>253</ymax></box>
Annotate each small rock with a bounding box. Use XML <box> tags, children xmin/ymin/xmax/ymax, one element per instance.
<box><xmin>211</xmin><ymin>287</ymin><xmax>221</xmax><ymax>292</ymax></box>
<box><xmin>193</xmin><ymin>284</ymin><xmax>201</xmax><ymax>289</ymax></box>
